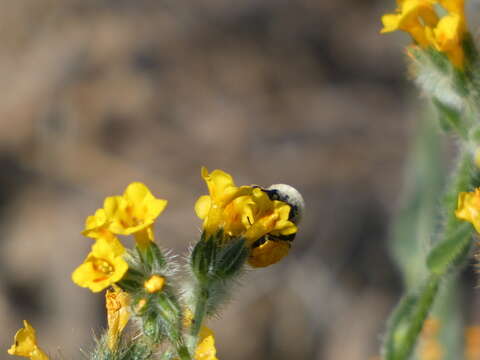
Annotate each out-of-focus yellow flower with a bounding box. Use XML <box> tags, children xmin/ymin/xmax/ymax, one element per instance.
<box><xmin>439</xmin><ymin>0</ymin><xmax>464</xmax><ymax>14</ymax></box>
<box><xmin>465</xmin><ymin>326</ymin><xmax>480</xmax><ymax>360</ymax></box>
<box><xmin>195</xmin><ymin>326</ymin><xmax>218</xmax><ymax>360</ymax></box>
<box><xmin>381</xmin><ymin>0</ymin><xmax>466</xmax><ymax>68</ymax></box>
<box><xmin>248</xmin><ymin>239</ymin><xmax>291</xmax><ymax>268</ymax></box>
<box><xmin>195</xmin><ymin>167</ymin><xmax>252</xmax><ymax>235</ymax></box>
<box><xmin>7</xmin><ymin>321</ymin><xmax>49</xmax><ymax>360</ymax></box>
<box><xmin>381</xmin><ymin>0</ymin><xmax>438</xmax><ymax>46</ymax></box>
<box><xmin>144</xmin><ymin>274</ymin><xmax>166</xmax><ymax>293</ymax></box>
<box><xmin>106</xmin><ymin>286</ymin><xmax>131</xmax><ymax>350</ymax></box>
<box><xmin>83</xmin><ymin>182</ymin><xmax>168</xmax><ymax>246</ymax></box>
<box><xmin>427</xmin><ymin>11</ymin><xmax>466</xmax><ymax>68</ymax></box>
<box><xmin>72</xmin><ymin>235</ymin><xmax>128</xmax><ymax>292</ymax></box>
<box><xmin>456</xmin><ymin>188</ymin><xmax>480</xmax><ymax>232</ymax></box>
<box><xmin>419</xmin><ymin>318</ymin><xmax>443</xmax><ymax>360</ymax></box>
<box><xmin>420</xmin><ymin>341</ymin><xmax>443</xmax><ymax>360</ymax></box>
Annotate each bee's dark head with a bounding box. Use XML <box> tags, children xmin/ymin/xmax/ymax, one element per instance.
<box><xmin>254</xmin><ymin>184</ymin><xmax>305</xmax><ymax>225</ymax></box>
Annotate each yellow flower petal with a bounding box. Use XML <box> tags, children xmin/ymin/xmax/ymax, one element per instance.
<box><xmin>456</xmin><ymin>189</ymin><xmax>480</xmax><ymax>232</ymax></box>
<box><xmin>123</xmin><ymin>182</ymin><xmax>151</xmax><ymax>204</ymax></box>
<box><xmin>202</xmin><ymin>167</ymin><xmax>238</xmax><ymax>206</ymax></box>
<box><xmin>432</xmin><ymin>13</ymin><xmax>465</xmax><ymax>67</ymax></box>
<box><xmin>8</xmin><ymin>321</ymin><xmax>49</xmax><ymax>360</ymax></box>
<box><xmin>248</xmin><ymin>239</ymin><xmax>291</xmax><ymax>268</ymax></box>
<box><xmin>381</xmin><ymin>0</ymin><xmax>467</xmax><ymax>69</ymax></box>
<box><xmin>82</xmin><ymin>208</ymin><xmax>110</xmax><ymax>239</ymax></box>
<box><xmin>195</xmin><ymin>196</ymin><xmax>212</xmax><ymax>220</ymax></box>
<box><xmin>89</xmin><ymin>183</ymin><xmax>168</xmax><ymax>244</ymax></box>
<box><xmin>197</xmin><ymin>167</ymin><xmax>253</xmax><ymax>235</ymax></box>
<box><xmin>380</xmin><ymin>0</ymin><xmax>438</xmax><ymax>46</ymax></box>
<box><xmin>439</xmin><ymin>0</ymin><xmax>464</xmax><ymax>14</ymax></box>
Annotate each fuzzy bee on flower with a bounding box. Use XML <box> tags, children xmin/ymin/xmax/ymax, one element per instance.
<box><xmin>248</xmin><ymin>183</ymin><xmax>305</xmax><ymax>267</ymax></box>
<box><xmin>193</xmin><ymin>167</ymin><xmax>304</xmax><ymax>268</ymax></box>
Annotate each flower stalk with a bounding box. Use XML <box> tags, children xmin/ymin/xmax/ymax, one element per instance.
<box><xmin>380</xmin><ymin>1</ymin><xmax>480</xmax><ymax>359</ymax></box>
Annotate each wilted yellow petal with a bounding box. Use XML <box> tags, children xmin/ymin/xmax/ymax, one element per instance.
<box><xmin>106</xmin><ymin>286</ymin><xmax>131</xmax><ymax>350</ymax></box>
<box><xmin>7</xmin><ymin>321</ymin><xmax>49</xmax><ymax>360</ymax></box>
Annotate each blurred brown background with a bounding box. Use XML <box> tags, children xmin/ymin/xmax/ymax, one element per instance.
<box><xmin>0</xmin><ymin>0</ymin><xmax>435</xmax><ymax>359</ymax></box>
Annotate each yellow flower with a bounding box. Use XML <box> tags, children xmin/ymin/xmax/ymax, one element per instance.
<box><xmin>428</xmin><ymin>12</ymin><xmax>465</xmax><ymax>68</ymax></box>
<box><xmin>72</xmin><ymin>235</ymin><xmax>128</xmax><ymax>292</ymax></box>
<box><xmin>381</xmin><ymin>0</ymin><xmax>438</xmax><ymax>46</ymax></box>
<box><xmin>419</xmin><ymin>318</ymin><xmax>443</xmax><ymax>360</ymax></box>
<box><xmin>144</xmin><ymin>274</ymin><xmax>166</xmax><ymax>293</ymax></box>
<box><xmin>455</xmin><ymin>188</ymin><xmax>480</xmax><ymax>232</ymax></box>
<box><xmin>84</xmin><ymin>182</ymin><xmax>168</xmax><ymax>246</ymax></box>
<box><xmin>195</xmin><ymin>167</ymin><xmax>252</xmax><ymax>235</ymax></box>
<box><xmin>106</xmin><ymin>286</ymin><xmax>131</xmax><ymax>350</ymax></box>
<box><xmin>248</xmin><ymin>239</ymin><xmax>291</xmax><ymax>268</ymax></box>
<box><xmin>195</xmin><ymin>168</ymin><xmax>297</xmax><ymax>266</ymax></box>
<box><xmin>7</xmin><ymin>321</ymin><xmax>49</xmax><ymax>360</ymax></box>
<box><xmin>195</xmin><ymin>326</ymin><xmax>218</xmax><ymax>360</ymax></box>
<box><xmin>195</xmin><ymin>169</ymin><xmax>296</xmax><ymax>243</ymax></box>
<box><xmin>381</xmin><ymin>0</ymin><xmax>467</xmax><ymax>68</ymax></box>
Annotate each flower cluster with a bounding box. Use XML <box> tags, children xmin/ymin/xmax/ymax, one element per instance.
<box><xmin>381</xmin><ymin>0</ymin><xmax>467</xmax><ymax>68</ymax></box>
<box><xmin>72</xmin><ymin>182</ymin><xmax>167</xmax><ymax>292</ymax></box>
<box><xmin>8</xmin><ymin>169</ymin><xmax>304</xmax><ymax>360</ymax></box>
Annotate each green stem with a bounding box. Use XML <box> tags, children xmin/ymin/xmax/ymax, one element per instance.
<box><xmin>190</xmin><ymin>284</ymin><xmax>209</xmax><ymax>338</ymax></box>
<box><xmin>383</xmin><ymin>149</ymin><xmax>476</xmax><ymax>359</ymax></box>
<box><xmin>383</xmin><ymin>275</ymin><xmax>440</xmax><ymax>360</ymax></box>
<box><xmin>177</xmin><ymin>345</ymin><xmax>192</xmax><ymax>360</ymax></box>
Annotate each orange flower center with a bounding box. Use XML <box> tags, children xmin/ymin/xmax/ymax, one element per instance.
<box><xmin>93</xmin><ymin>258</ymin><xmax>114</xmax><ymax>275</ymax></box>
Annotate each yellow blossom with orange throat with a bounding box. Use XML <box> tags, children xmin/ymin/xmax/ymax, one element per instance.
<box><xmin>83</xmin><ymin>182</ymin><xmax>168</xmax><ymax>246</ymax></box>
<box><xmin>72</xmin><ymin>235</ymin><xmax>128</xmax><ymax>292</ymax></box>
<box><xmin>7</xmin><ymin>321</ymin><xmax>49</xmax><ymax>360</ymax></box>
<box><xmin>381</xmin><ymin>0</ymin><xmax>467</xmax><ymax>68</ymax></box>
<box><xmin>455</xmin><ymin>188</ymin><xmax>480</xmax><ymax>232</ymax></box>
<box><xmin>195</xmin><ymin>169</ymin><xmax>297</xmax><ymax>244</ymax></box>
<box><xmin>106</xmin><ymin>286</ymin><xmax>131</xmax><ymax>350</ymax></box>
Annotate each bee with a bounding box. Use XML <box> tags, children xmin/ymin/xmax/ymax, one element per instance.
<box><xmin>251</xmin><ymin>183</ymin><xmax>305</xmax><ymax>246</ymax></box>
